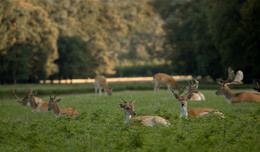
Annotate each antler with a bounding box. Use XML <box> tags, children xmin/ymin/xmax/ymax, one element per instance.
<box><xmin>121</xmin><ymin>97</ymin><xmax>127</xmax><ymax>103</ymax></box>
<box><xmin>187</xmin><ymin>79</ymin><xmax>199</xmax><ymax>94</ymax></box>
<box><xmin>217</xmin><ymin>67</ymin><xmax>243</xmax><ymax>86</ymax></box>
<box><xmin>12</xmin><ymin>88</ymin><xmax>21</xmax><ymax>100</ymax></box>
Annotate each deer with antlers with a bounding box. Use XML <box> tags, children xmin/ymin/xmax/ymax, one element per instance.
<box><xmin>13</xmin><ymin>89</ymin><xmax>49</xmax><ymax>112</ymax></box>
<box><xmin>95</xmin><ymin>75</ymin><xmax>112</xmax><ymax>96</ymax></box>
<box><xmin>48</xmin><ymin>96</ymin><xmax>78</xmax><ymax>117</ymax></box>
<box><xmin>171</xmin><ymin>79</ymin><xmax>224</xmax><ymax>119</ymax></box>
<box><xmin>216</xmin><ymin>67</ymin><xmax>260</xmax><ymax>103</ymax></box>
<box><xmin>119</xmin><ymin>98</ymin><xmax>170</xmax><ymax>127</ymax></box>
<box><xmin>153</xmin><ymin>73</ymin><xmax>184</xmax><ymax>94</ymax></box>
<box><xmin>13</xmin><ymin>89</ymin><xmax>44</xmax><ymax>106</ymax></box>
<box><xmin>186</xmin><ymin>79</ymin><xmax>205</xmax><ymax>101</ymax></box>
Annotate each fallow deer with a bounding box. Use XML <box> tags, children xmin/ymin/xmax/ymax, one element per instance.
<box><xmin>95</xmin><ymin>75</ymin><xmax>112</xmax><ymax>96</ymax></box>
<box><xmin>171</xmin><ymin>80</ymin><xmax>224</xmax><ymax>119</ymax></box>
<box><xmin>187</xmin><ymin>79</ymin><xmax>205</xmax><ymax>101</ymax></box>
<box><xmin>119</xmin><ymin>98</ymin><xmax>170</xmax><ymax>127</ymax></box>
<box><xmin>216</xmin><ymin>67</ymin><xmax>260</xmax><ymax>103</ymax></box>
<box><xmin>153</xmin><ymin>73</ymin><xmax>184</xmax><ymax>94</ymax></box>
<box><xmin>48</xmin><ymin>96</ymin><xmax>78</xmax><ymax>117</ymax></box>
<box><xmin>13</xmin><ymin>89</ymin><xmax>44</xmax><ymax>106</ymax></box>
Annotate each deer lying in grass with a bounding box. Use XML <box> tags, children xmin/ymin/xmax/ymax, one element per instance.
<box><xmin>119</xmin><ymin>98</ymin><xmax>170</xmax><ymax>127</ymax></box>
<box><xmin>48</xmin><ymin>96</ymin><xmax>78</xmax><ymax>117</ymax></box>
<box><xmin>95</xmin><ymin>75</ymin><xmax>112</xmax><ymax>95</ymax></box>
<box><xmin>186</xmin><ymin>79</ymin><xmax>205</xmax><ymax>101</ymax></box>
<box><xmin>153</xmin><ymin>73</ymin><xmax>184</xmax><ymax>94</ymax></box>
<box><xmin>171</xmin><ymin>80</ymin><xmax>224</xmax><ymax>119</ymax></box>
<box><xmin>13</xmin><ymin>89</ymin><xmax>49</xmax><ymax>112</ymax></box>
<box><xmin>216</xmin><ymin>67</ymin><xmax>260</xmax><ymax>103</ymax></box>
<box><xmin>13</xmin><ymin>89</ymin><xmax>44</xmax><ymax>106</ymax></box>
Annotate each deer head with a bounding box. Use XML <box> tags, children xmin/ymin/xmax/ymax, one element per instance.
<box><xmin>171</xmin><ymin>79</ymin><xmax>199</xmax><ymax>107</ymax></box>
<box><xmin>119</xmin><ymin>98</ymin><xmax>136</xmax><ymax>116</ymax></box>
<box><xmin>13</xmin><ymin>88</ymin><xmax>35</xmax><ymax>106</ymax></box>
<box><xmin>48</xmin><ymin>95</ymin><xmax>61</xmax><ymax>111</ymax></box>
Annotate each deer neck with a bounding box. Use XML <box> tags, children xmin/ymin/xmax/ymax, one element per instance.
<box><xmin>29</xmin><ymin>97</ymin><xmax>37</xmax><ymax>112</ymax></box>
<box><xmin>179</xmin><ymin>103</ymin><xmax>188</xmax><ymax>119</ymax></box>
<box><xmin>222</xmin><ymin>86</ymin><xmax>235</xmax><ymax>103</ymax></box>
<box><xmin>52</xmin><ymin>102</ymin><xmax>61</xmax><ymax>117</ymax></box>
<box><xmin>124</xmin><ymin>112</ymin><xmax>132</xmax><ymax>124</ymax></box>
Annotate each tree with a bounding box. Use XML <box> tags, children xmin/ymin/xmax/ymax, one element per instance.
<box><xmin>55</xmin><ymin>36</ymin><xmax>93</xmax><ymax>82</ymax></box>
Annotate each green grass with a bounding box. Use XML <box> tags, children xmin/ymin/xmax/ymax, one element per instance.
<box><xmin>0</xmin><ymin>84</ymin><xmax>259</xmax><ymax>151</ymax></box>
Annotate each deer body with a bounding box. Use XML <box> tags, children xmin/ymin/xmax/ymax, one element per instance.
<box><xmin>172</xmin><ymin>80</ymin><xmax>224</xmax><ymax>119</ymax></box>
<box><xmin>48</xmin><ymin>96</ymin><xmax>78</xmax><ymax>117</ymax></box>
<box><xmin>190</xmin><ymin>92</ymin><xmax>205</xmax><ymax>101</ymax></box>
<box><xmin>119</xmin><ymin>99</ymin><xmax>170</xmax><ymax>127</ymax></box>
<box><xmin>216</xmin><ymin>67</ymin><xmax>260</xmax><ymax>103</ymax></box>
<box><xmin>154</xmin><ymin>73</ymin><xmax>183</xmax><ymax>93</ymax></box>
<box><xmin>95</xmin><ymin>75</ymin><xmax>112</xmax><ymax>95</ymax></box>
<box><xmin>216</xmin><ymin>85</ymin><xmax>260</xmax><ymax>103</ymax></box>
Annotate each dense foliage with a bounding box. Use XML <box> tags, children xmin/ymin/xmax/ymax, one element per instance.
<box><xmin>153</xmin><ymin>0</ymin><xmax>260</xmax><ymax>82</ymax></box>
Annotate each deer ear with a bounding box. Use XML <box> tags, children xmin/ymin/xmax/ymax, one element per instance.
<box><xmin>56</xmin><ymin>98</ymin><xmax>62</xmax><ymax>102</ymax></box>
<box><xmin>119</xmin><ymin>104</ymin><xmax>124</xmax><ymax>108</ymax></box>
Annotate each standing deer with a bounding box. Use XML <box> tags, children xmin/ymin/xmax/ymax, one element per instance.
<box><xmin>95</xmin><ymin>75</ymin><xmax>112</xmax><ymax>96</ymax></box>
<box><xmin>48</xmin><ymin>96</ymin><xmax>78</xmax><ymax>117</ymax></box>
<box><xmin>119</xmin><ymin>98</ymin><xmax>170</xmax><ymax>127</ymax></box>
<box><xmin>153</xmin><ymin>73</ymin><xmax>184</xmax><ymax>94</ymax></box>
<box><xmin>171</xmin><ymin>80</ymin><xmax>224</xmax><ymax>119</ymax></box>
<box><xmin>186</xmin><ymin>79</ymin><xmax>205</xmax><ymax>101</ymax></box>
<box><xmin>216</xmin><ymin>67</ymin><xmax>260</xmax><ymax>103</ymax></box>
<box><xmin>13</xmin><ymin>89</ymin><xmax>44</xmax><ymax>106</ymax></box>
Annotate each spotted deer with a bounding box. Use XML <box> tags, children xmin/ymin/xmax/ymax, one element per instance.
<box><xmin>119</xmin><ymin>98</ymin><xmax>170</xmax><ymax>127</ymax></box>
<box><xmin>171</xmin><ymin>80</ymin><xmax>224</xmax><ymax>119</ymax></box>
<box><xmin>13</xmin><ymin>89</ymin><xmax>49</xmax><ymax>112</ymax></box>
<box><xmin>13</xmin><ymin>89</ymin><xmax>44</xmax><ymax>106</ymax></box>
<box><xmin>95</xmin><ymin>75</ymin><xmax>112</xmax><ymax>95</ymax></box>
<box><xmin>186</xmin><ymin>79</ymin><xmax>205</xmax><ymax>101</ymax></box>
<box><xmin>48</xmin><ymin>96</ymin><xmax>78</xmax><ymax>117</ymax></box>
<box><xmin>216</xmin><ymin>67</ymin><xmax>260</xmax><ymax>103</ymax></box>
<box><xmin>153</xmin><ymin>73</ymin><xmax>184</xmax><ymax>94</ymax></box>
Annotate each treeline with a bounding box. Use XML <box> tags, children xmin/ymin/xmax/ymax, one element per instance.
<box><xmin>0</xmin><ymin>0</ymin><xmax>165</xmax><ymax>84</ymax></box>
<box><xmin>0</xmin><ymin>0</ymin><xmax>259</xmax><ymax>84</ymax></box>
<box><xmin>153</xmin><ymin>0</ymin><xmax>260</xmax><ymax>82</ymax></box>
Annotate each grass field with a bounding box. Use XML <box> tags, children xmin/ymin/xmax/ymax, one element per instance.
<box><xmin>0</xmin><ymin>83</ymin><xmax>259</xmax><ymax>151</ymax></box>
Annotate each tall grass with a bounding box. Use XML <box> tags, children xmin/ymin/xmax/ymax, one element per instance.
<box><xmin>0</xmin><ymin>88</ymin><xmax>259</xmax><ymax>151</ymax></box>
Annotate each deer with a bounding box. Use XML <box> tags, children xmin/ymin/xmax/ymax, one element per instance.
<box><xmin>153</xmin><ymin>73</ymin><xmax>184</xmax><ymax>94</ymax></box>
<box><xmin>48</xmin><ymin>96</ymin><xmax>78</xmax><ymax>117</ymax></box>
<box><xmin>13</xmin><ymin>89</ymin><xmax>49</xmax><ymax>112</ymax></box>
<box><xmin>13</xmin><ymin>88</ymin><xmax>45</xmax><ymax>106</ymax></box>
<box><xmin>171</xmin><ymin>80</ymin><xmax>224</xmax><ymax>119</ymax></box>
<box><xmin>216</xmin><ymin>67</ymin><xmax>260</xmax><ymax>103</ymax></box>
<box><xmin>95</xmin><ymin>75</ymin><xmax>112</xmax><ymax>96</ymax></box>
<box><xmin>186</xmin><ymin>79</ymin><xmax>205</xmax><ymax>101</ymax></box>
<box><xmin>119</xmin><ymin>98</ymin><xmax>170</xmax><ymax>127</ymax></box>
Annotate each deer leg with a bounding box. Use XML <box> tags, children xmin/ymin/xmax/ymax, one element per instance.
<box><xmin>167</xmin><ymin>83</ymin><xmax>172</xmax><ymax>93</ymax></box>
<box><xmin>154</xmin><ymin>82</ymin><xmax>160</xmax><ymax>93</ymax></box>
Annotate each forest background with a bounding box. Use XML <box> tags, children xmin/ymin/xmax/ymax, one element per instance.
<box><xmin>0</xmin><ymin>0</ymin><xmax>259</xmax><ymax>84</ymax></box>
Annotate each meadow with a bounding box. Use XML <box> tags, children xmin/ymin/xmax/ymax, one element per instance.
<box><xmin>0</xmin><ymin>82</ymin><xmax>259</xmax><ymax>152</ymax></box>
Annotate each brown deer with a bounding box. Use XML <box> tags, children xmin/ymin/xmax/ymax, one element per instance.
<box><xmin>95</xmin><ymin>75</ymin><xmax>112</xmax><ymax>95</ymax></box>
<box><xmin>119</xmin><ymin>98</ymin><xmax>170</xmax><ymax>127</ymax></box>
<box><xmin>153</xmin><ymin>73</ymin><xmax>184</xmax><ymax>94</ymax></box>
<box><xmin>13</xmin><ymin>89</ymin><xmax>49</xmax><ymax>112</ymax></box>
<box><xmin>186</xmin><ymin>79</ymin><xmax>205</xmax><ymax>101</ymax></box>
<box><xmin>216</xmin><ymin>67</ymin><xmax>260</xmax><ymax>103</ymax></box>
<box><xmin>171</xmin><ymin>80</ymin><xmax>224</xmax><ymax>119</ymax></box>
<box><xmin>13</xmin><ymin>89</ymin><xmax>45</xmax><ymax>106</ymax></box>
<box><xmin>48</xmin><ymin>96</ymin><xmax>78</xmax><ymax>117</ymax></box>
